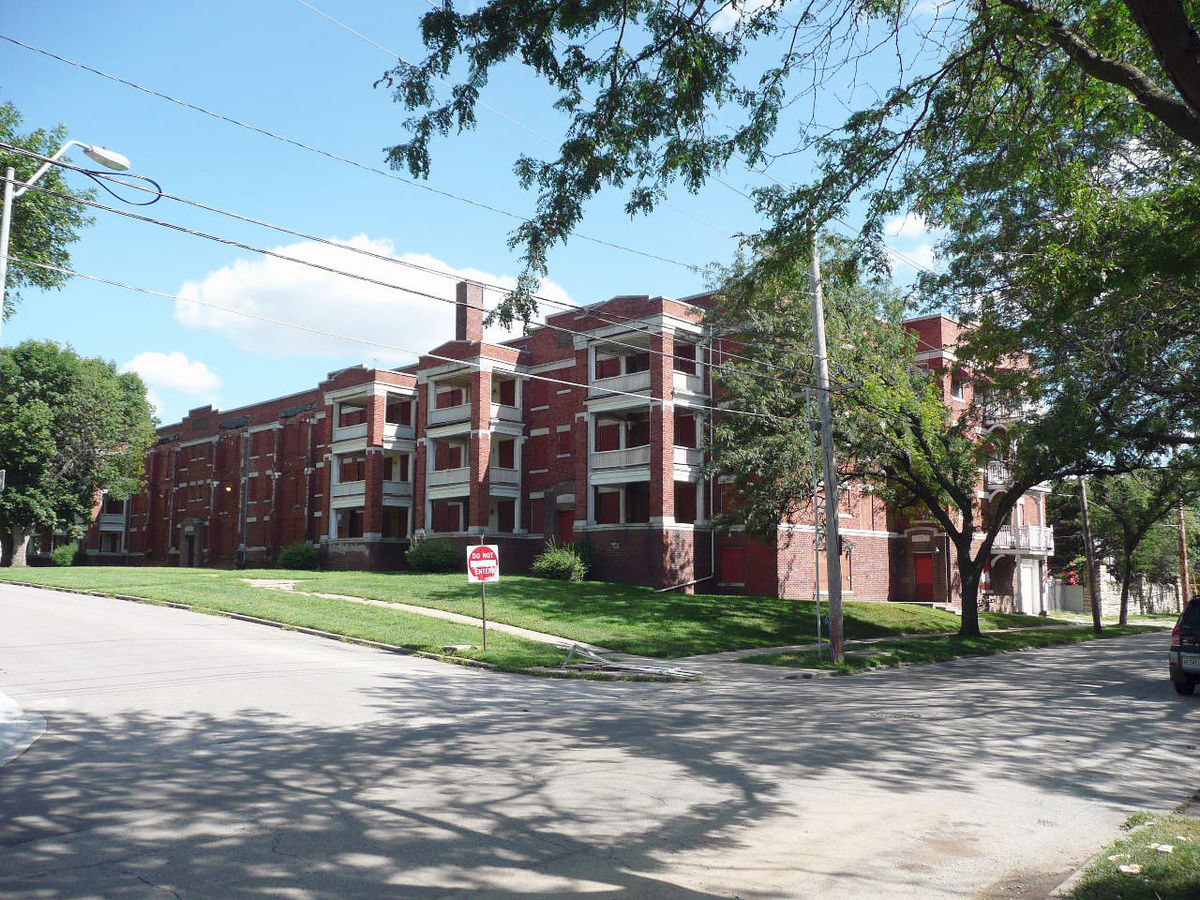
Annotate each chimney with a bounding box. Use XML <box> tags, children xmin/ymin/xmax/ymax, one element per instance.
<box><xmin>455</xmin><ymin>281</ymin><xmax>485</xmax><ymax>342</ymax></box>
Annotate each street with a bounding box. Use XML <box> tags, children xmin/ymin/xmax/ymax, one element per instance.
<box><xmin>0</xmin><ymin>581</ymin><xmax>1193</xmax><ymax>899</ymax></box>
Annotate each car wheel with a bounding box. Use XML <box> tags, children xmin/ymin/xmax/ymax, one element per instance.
<box><xmin>1173</xmin><ymin>678</ymin><xmax>1196</xmax><ymax>695</ymax></box>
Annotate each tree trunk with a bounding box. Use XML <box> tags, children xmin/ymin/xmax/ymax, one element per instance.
<box><xmin>9</xmin><ymin>527</ymin><xmax>32</xmax><ymax>568</ymax></box>
<box><xmin>958</xmin><ymin>556</ymin><xmax>983</xmax><ymax>638</ymax></box>
<box><xmin>1119</xmin><ymin>550</ymin><xmax>1134</xmax><ymax>626</ymax></box>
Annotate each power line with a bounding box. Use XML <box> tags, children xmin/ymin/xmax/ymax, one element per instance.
<box><xmin>0</xmin><ymin>32</ymin><xmax>701</xmax><ymax>273</ymax></box>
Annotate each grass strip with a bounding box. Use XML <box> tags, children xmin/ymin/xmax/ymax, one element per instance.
<box><xmin>0</xmin><ymin>566</ymin><xmax>1071</xmax><ymax>659</ymax></box>
<box><xmin>0</xmin><ymin>569</ymin><xmax>564</xmax><ymax>672</ymax></box>
<box><xmin>1070</xmin><ymin>812</ymin><xmax>1200</xmax><ymax>900</ymax></box>
<box><xmin>742</xmin><ymin>625</ymin><xmax>1163</xmax><ymax>671</ymax></box>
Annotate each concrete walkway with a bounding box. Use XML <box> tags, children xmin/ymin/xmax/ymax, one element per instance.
<box><xmin>0</xmin><ymin>689</ymin><xmax>44</xmax><ymax>767</ymax></box>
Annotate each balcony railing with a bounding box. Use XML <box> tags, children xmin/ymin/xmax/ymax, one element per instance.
<box><xmin>332</xmin><ymin>480</ymin><xmax>365</xmax><ymax>498</ymax></box>
<box><xmin>490</xmin><ymin>467</ymin><xmax>520</xmax><ymax>486</ymax></box>
<box><xmin>491</xmin><ymin>403</ymin><xmax>522</xmax><ymax>424</ymax></box>
<box><xmin>382</xmin><ymin>422</ymin><xmax>415</xmax><ymax>442</ymax></box>
<box><xmin>591</xmin><ymin>370</ymin><xmax>651</xmax><ymax>394</ymax></box>
<box><xmin>428</xmin><ymin>403</ymin><xmax>471</xmax><ymax>426</ymax></box>
<box><xmin>97</xmin><ymin>513</ymin><xmax>126</xmax><ymax>527</ymax></box>
<box><xmin>986</xmin><ymin>460</ymin><xmax>1011</xmax><ymax>486</ymax></box>
<box><xmin>672</xmin><ymin>370</ymin><xmax>705</xmax><ymax>395</ymax></box>
<box><xmin>673</xmin><ymin>446</ymin><xmax>704</xmax><ymax>467</ymax></box>
<box><xmin>993</xmin><ymin>524</ymin><xmax>1054</xmax><ymax>552</ymax></box>
<box><xmin>333</xmin><ymin>422</ymin><xmax>368</xmax><ymax>442</ymax></box>
<box><xmin>428</xmin><ymin>466</ymin><xmax>470</xmax><ymax>487</ymax></box>
<box><xmin>590</xmin><ymin>445</ymin><xmax>651</xmax><ymax>470</ymax></box>
<box><xmin>383</xmin><ymin>481</ymin><xmax>413</xmax><ymax>498</ymax></box>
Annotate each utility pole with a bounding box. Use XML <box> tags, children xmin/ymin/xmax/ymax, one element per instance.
<box><xmin>1078</xmin><ymin>475</ymin><xmax>1103</xmax><ymax>634</ymax></box>
<box><xmin>1179</xmin><ymin>500</ymin><xmax>1192</xmax><ymax>609</ymax></box>
<box><xmin>809</xmin><ymin>227</ymin><xmax>845</xmax><ymax>662</ymax></box>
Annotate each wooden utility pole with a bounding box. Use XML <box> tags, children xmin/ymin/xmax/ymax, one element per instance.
<box><xmin>1078</xmin><ymin>476</ymin><xmax>1103</xmax><ymax>634</ymax></box>
<box><xmin>1179</xmin><ymin>501</ymin><xmax>1192</xmax><ymax>608</ymax></box>
<box><xmin>809</xmin><ymin>227</ymin><xmax>845</xmax><ymax>662</ymax></box>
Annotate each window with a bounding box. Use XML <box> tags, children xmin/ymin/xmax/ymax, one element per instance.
<box><xmin>386</xmin><ymin>397</ymin><xmax>412</xmax><ymax>425</ymax></box>
<box><xmin>595</xmin><ymin>487</ymin><xmax>621</xmax><ymax>524</ymax></box>
<box><xmin>556</xmin><ymin>428</ymin><xmax>572</xmax><ymax>456</ymax></box>
<box><xmin>626</xmin><ymin>414</ymin><xmax>650</xmax><ymax>447</ymax></box>
<box><xmin>950</xmin><ymin>376</ymin><xmax>966</xmax><ymax>401</ymax></box>
<box><xmin>625</xmin><ymin>483</ymin><xmax>650</xmax><ymax>523</ymax></box>
<box><xmin>435</xmin><ymin>443</ymin><xmax>464</xmax><ymax>470</ymax></box>
<box><xmin>674</xmin><ymin>343</ymin><xmax>697</xmax><ymax>375</ymax></box>
<box><xmin>625</xmin><ymin>352</ymin><xmax>650</xmax><ymax>374</ymax></box>
<box><xmin>495</xmin><ymin>379</ymin><xmax>517</xmax><ymax>406</ymax></box>
<box><xmin>595</xmin><ymin>421</ymin><xmax>621</xmax><ymax>452</ymax></box>
<box><xmin>495</xmin><ymin>438</ymin><xmax>515</xmax><ymax>469</ymax></box>
<box><xmin>495</xmin><ymin>498</ymin><xmax>515</xmax><ymax>533</ymax></box>
<box><xmin>335</xmin><ymin>507</ymin><xmax>364</xmax><ymax>538</ymax></box>
<box><xmin>436</xmin><ymin>387</ymin><xmax>465</xmax><ymax>409</ymax></box>
<box><xmin>339</xmin><ymin>404</ymin><xmax>367</xmax><ymax>427</ymax></box>
<box><xmin>675</xmin><ymin>481</ymin><xmax>697</xmax><ymax>524</ymax></box>
<box><xmin>102</xmin><ymin>495</ymin><xmax>126</xmax><ymax>515</ymax></box>
<box><xmin>339</xmin><ymin>455</ymin><xmax>366</xmax><ymax>482</ymax></box>
<box><xmin>595</xmin><ymin>355</ymin><xmax>621</xmax><ymax>379</ymax></box>
<box><xmin>398</xmin><ymin>454</ymin><xmax>410</xmax><ymax>482</ymax></box>
<box><xmin>673</xmin><ymin>411</ymin><xmax>697</xmax><ymax>448</ymax></box>
<box><xmin>528</xmin><ymin>434</ymin><xmax>548</xmax><ymax>469</ymax></box>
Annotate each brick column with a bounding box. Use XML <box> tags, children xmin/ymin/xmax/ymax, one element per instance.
<box><xmin>363</xmin><ymin>391</ymin><xmax>386</xmax><ymax>539</ymax></box>
<box><xmin>573</xmin><ymin>346</ymin><xmax>591</xmax><ymax>529</ymax></box>
<box><xmin>650</xmin><ymin>331</ymin><xmax>675</xmax><ymax>524</ymax></box>
<box><xmin>414</xmin><ymin>382</ymin><xmax>429</xmax><ymax>532</ymax></box>
<box><xmin>469</xmin><ymin>367</ymin><xmax>493</xmax><ymax>531</ymax></box>
<box><xmin>318</xmin><ymin>403</ymin><xmax>334</xmax><ymax>540</ymax></box>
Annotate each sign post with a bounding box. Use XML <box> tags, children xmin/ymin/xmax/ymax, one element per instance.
<box><xmin>466</xmin><ymin>544</ymin><xmax>500</xmax><ymax>649</ymax></box>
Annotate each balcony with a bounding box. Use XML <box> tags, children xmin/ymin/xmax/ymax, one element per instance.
<box><xmin>673</xmin><ymin>446</ymin><xmax>704</xmax><ymax>467</ymax></box>
<box><xmin>383</xmin><ymin>481</ymin><xmax>413</xmax><ymax>499</ymax></box>
<box><xmin>592</xmin><ymin>370</ymin><xmax>651</xmax><ymax>395</ymax></box>
<box><xmin>97</xmin><ymin>513</ymin><xmax>126</xmax><ymax>527</ymax></box>
<box><xmin>986</xmin><ymin>460</ymin><xmax>1011</xmax><ymax>487</ymax></box>
<box><xmin>428</xmin><ymin>403</ymin><xmax>471</xmax><ymax>426</ymax></box>
<box><xmin>382</xmin><ymin>422</ymin><xmax>416</xmax><ymax>442</ymax></box>
<box><xmin>993</xmin><ymin>524</ymin><xmax>1054</xmax><ymax>553</ymax></box>
<box><xmin>673</xmin><ymin>370</ymin><xmax>705</xmax><ymax>395</ymax></box>
<box><xmin>490</xmin><ymin>467</ymin><xmax>521</xmax><ymax>487</ymax></box>
<box><xmin>428</xmin><ymin>466</ymin><xmax>469</xmax><ymax>488</ymax></box>
<box><xmin>332</xmin><ymin>480</ymin><xmax>365</xmax><ymax>498</ymax></box>
<box><xmin>491</xmin><ymin>402</ymin><xmax>522</xmax><ymax>424</ymax></box>
<box><xmin>590</xmin><ymin>445</ymin><xmax>651</xmax><ymax>470</ymax></box>
<box><xmin>333</xmin><ymin>422</ymin><xmax>368</xmax><ymax>442</ymax></box>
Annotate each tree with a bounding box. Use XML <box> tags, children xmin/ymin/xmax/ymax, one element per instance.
<box><xmin>0</xmin><ymin>340</ymin><xmax>155</xmax><ymax>566</ymax></box>
<box><xmin>382</xmin><ymin>1</ymin><xmax>1200</xmax><ymax>459</ymax></box>
<box><xmin>706</xmin><ymin>241</ymin><xmax>1087</xmax><ymax>636</ymax></box>
<box><xmin>1053</xmin><ymin>470</ymin><xmax>1200</xmax><ymax>622</ymax></box>
<box><xmin>0</xmin><ymin>101</ymin><xmax>94</xmax><ymax>321</ymax></box>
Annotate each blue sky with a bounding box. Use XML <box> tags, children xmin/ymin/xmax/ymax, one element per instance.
<box><xmin>0</xmin><ymin>0</ymin><xmax>941</xmax><ymax>424</ymax></box>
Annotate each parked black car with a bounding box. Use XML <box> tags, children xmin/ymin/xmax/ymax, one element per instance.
<box><xmin>1168</xmin><ymin>599</ymin><xmax>1200</xmax><ymax>694</ymax></box>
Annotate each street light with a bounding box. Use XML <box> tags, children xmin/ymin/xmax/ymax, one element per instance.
<box><xmin>0</xmin><ymin>139</ymin><xmax>131</xmax><ymax>342</ymax></box>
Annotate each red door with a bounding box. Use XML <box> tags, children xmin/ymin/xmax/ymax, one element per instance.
<box><xmin>720</xmin><ymin>547</ymin><xmax>745</xmax><ymax>586</ymax></box>
<box><xmin>914</xmin><ymin>554</ymin><xmax>935</xmax><ymax>603</ymax></box>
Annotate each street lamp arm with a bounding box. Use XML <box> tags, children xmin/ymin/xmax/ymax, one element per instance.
<box><xmin>12</xmin><ymin>140</ymin><xmax>130</xmax><ymax>199</ymax></box>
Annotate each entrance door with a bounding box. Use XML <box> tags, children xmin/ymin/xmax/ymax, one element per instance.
<box><xmin>1019</xmin><ymin>560</ymin><xmax>1039</xmax><ymax>615</ymax></box>
<box><xmin>183</xmin><ymin>533</ymin><xmax>196</xmax><ymax>567</ymax></box>
<box><xmin>914</xmin><ymin>554</ymin><xmax>935</xmax><ymax>603</ymax></box>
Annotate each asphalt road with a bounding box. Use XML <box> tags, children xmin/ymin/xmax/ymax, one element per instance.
<box><xmin>0</xmin><ymin>581</ymin><xmax>1193</xmax><ymax>899</ymax></box>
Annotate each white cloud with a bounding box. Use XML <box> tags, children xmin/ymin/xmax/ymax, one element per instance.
<box><xmin>121</xmin><ymin>351</ymin><xmax>223</xmax><ymax>396</ymax></box>
<box><xmin>173</xmin><ymin>236</ymin><xmax>575</xmax><ymax>362</ymax></box>
<box><xmin>884</xmin><ymin>213</ymin><xmax>931</xmax><ymax>239</ymax></box>
<box><xmin>711</xmin><ymin>0</ymin><xmax>791</xmax><ymax>32</ymax></box>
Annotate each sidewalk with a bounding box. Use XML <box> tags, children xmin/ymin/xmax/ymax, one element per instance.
<box><xmin>0</xmin><ymin>688</ymin><xmax>44</xmax><ymax>767</ymax></box>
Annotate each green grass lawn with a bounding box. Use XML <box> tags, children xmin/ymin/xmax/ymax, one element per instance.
<box><xmin>1071</xmin><ymin>813</ymin><xmax>1200</xmax><ymax>900</ymax></box>
<box><xmin>0</xmin><ymin>565</ymin><xmax>1068</xmax><ymax>660</ymax></box>
<box><xmin>743</xmin><ymin>624</ymin><xmax>1163</xmax><ymax>671</ymax></box>
<box><xmin>0</xmin><ymin>567</ymin><xmax>563</xmax><ymax>671</ymax></box>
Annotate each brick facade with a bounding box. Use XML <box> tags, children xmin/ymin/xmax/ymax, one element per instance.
<box><xmin>83</xmin><ymin>282</ymin><xmax>1052</xmax><ymax>607</ymax></box>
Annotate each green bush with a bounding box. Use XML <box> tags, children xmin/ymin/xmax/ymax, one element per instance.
<box><xmin>531</xmin><ymin>539</ymin><xmax>588</xmax><ymax>582</ymax></box>
<box><xmin>49</xmin><ymin>542</ymin><xmax>83</xmax><ymax>567</ymax></box>
<box><xmin>277</xmin><ymin>541</ymin><xmax>320</xmax><ymax>570</ymax></box>
<box><xmin>406</xmin><ymin>537</ymin><xmax>462</xmax><ymax>573</ymax></box>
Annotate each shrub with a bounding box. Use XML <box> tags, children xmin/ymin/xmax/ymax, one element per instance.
<box><xmin>277</xmin><ymin>541</ymin><xmax>320</xmax><ymax>570</ymax></box>
<box><xmin>406</xmin><ymin>537</ymin><xmax>462</xmax><ymax>573</ymax></box>
<box><xmin>531</xmin><ymin>539</ymin><xmax>588</xmax><ymax>582</ymax></box>
<box><xmin>50</xmin><ymin>542</ymin><xmax>83</xmax><ymax>567</ymax></box>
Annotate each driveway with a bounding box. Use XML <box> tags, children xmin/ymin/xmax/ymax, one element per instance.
<box><xmin>0</xmin><ymin>582</ymin><xmax>1191</xmax><ymax>899</ymax></box>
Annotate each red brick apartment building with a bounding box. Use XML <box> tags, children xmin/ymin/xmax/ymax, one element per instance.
<box><xmin>84</xmin><ymin>282</ymin><xmax>1053</xmax><ymax>611</ymax></box>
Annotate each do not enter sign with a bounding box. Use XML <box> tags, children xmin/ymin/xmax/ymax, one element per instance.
<box><xmin>467</xmin><ymin>544</ymin><xmax>500</xmax><ymax>583</ymax></box>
